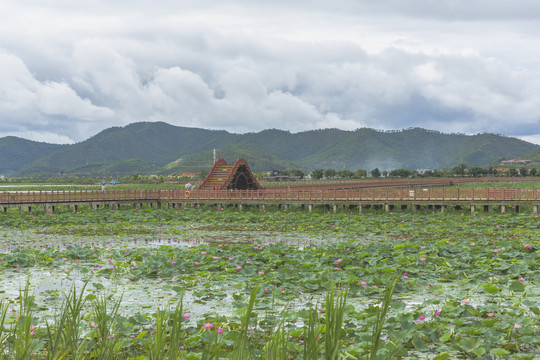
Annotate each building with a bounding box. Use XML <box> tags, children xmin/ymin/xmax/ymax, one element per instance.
<box><xmin>199</xmin><ymin>158</ymin><xmax>261</xmax><ymax>190</ymax></box>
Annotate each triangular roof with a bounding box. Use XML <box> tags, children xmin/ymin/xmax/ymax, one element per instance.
<box><xmin>199</xmin><ymin>157</ymin><xmax>262</xmax><ymax>190</ymax></box>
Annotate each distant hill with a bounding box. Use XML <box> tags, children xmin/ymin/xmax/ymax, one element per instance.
<box><xmin>0</xmin><ymin>137</ymin><xmax>64</xmax><ymax>176</ymax></box>
<box><xmin>164</xmin><ymin>143</ymin><xmax>301</xmax><ymax>173</ymax></box>
<box><xmin>1</xmin><ymin>122</ymin><xmax>538</xmax><ymax>177</ymax></box>
<box><xmin>523</xmin><ymin>149</ymin><xmax>540</xmax><ymax>162</ymax></box>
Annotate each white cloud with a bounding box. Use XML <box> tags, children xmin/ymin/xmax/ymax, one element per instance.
<box><xmin>0</xmin><ymin>1</ymin><xmax>539</xmax><ymax>145</ymax></box>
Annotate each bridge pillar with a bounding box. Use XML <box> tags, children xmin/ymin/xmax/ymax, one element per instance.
<box><xmin>413</xmin><ymin>204</ymin><xmax>420</xmax><ymax>212</ymax></box>
<box><xmin>113</xmin><ymin>203</ymin><xmax>119</xmax><ymax>210</ymax></box>
<box><xmin>91</xmin><ymin>203</ymin><xmax>98</xmax><ymax>210</ymax></box>
<box><xmin>500</xmin><ymin>205</ymin><xmax>506</xmax><ymax>213</ymax></box>
<box><xmin>2</xmin><ymin>207</ymin><xmax>7</xmax><ymax>213</ymax></box>
<box><xmin>238</xmin><ymin>203</ymin><xmax>243</xmax><ymax>211</ymax></box>
<box><xmin>534</xmin><ymin>205</ymin><xmax>538</xmax><ymax>214</ymax></box>
<box><xmin>308</xmin><ymin>204</ymin><xmax>313</xmax><ymax>212</ymax></box>
<box><xmin>470</xmin><ymin>205</ymin><xmax>475</xmax><ymax>215</ymax></box>
<box><xmin>440</xmin><ymin>205</ymin><xmax>445</xmax><ymax>213</ymax></box>
<box><xmin>358</xmin><ymin>204</ymin><xmax>362</xmax><ymax>214</ymax></box>
<box><xmin>260</xmin><ymin>204</ymin><xmax>265</xmax><ymax>211</ymax></box>
<box><xmin>20</xmin><ymin>206</ymin><xmax>31</xmax><ymax>213</ymax></box>
<box><xmin>333</xmin><ymin>204</ymin><xmax>337</xmax><ymax>213</ymax></box>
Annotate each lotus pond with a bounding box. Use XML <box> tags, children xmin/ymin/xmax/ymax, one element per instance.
<box><xmin>0</xmin><ymin>205</ymin><xmax>539</xmax><ymax>359</ymax></box>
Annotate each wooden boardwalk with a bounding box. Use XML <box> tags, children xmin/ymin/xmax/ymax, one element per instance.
<box><xmin>1</xmin><ymin>186</ymin><xmax>538</xmax><ymax>214</ymax></box>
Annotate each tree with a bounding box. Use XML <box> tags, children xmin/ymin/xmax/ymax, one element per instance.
<box><xmin>382</xmin><ymin>170</ymin><xmax>388</xmax><ymax>178</ymax></box>
<box><xmin>389</xmin><ymin>168</ymin><xmax>413</xmax><ymax>178</ymax></box>
<box><xmin>519</xmin><ymin>167</ymin><xmax>528</xmax><ymax>177</ymax></box>
<box><xmin>507</xmin><ymin>168</ymin><xmax>518</xmax><ymax>177</ymax></box>
<box><xmin>370</xmin><ymin>168</ymin><xmax>381</xmax><ymax>178</ymax></box>
<box><xmin>468</xmin><ymin>166</ymin><xmax>487</xmax><ymax>177</ymax></box>
<box><xmin>354</xmin><ymin>169</ymin><xmax>367</xmax><ymax>178</ymax></box>
<box><xmin>311</xmin><ymin>169</ymin><xmax>324</xmax><ymax>180</ymax></box>
<box><xmin>530</xmin><ymin>168</ymin><xmax>537</xmax><ymax>176</ymax></box>
<box><xmin>337</xmin><ymin>170</ymin><xmax>353</xmax><ymax>178</ymax></box>
<box><xmin>452</xmin><ymin>163</ymin><xmax>467</xmax><ymax>176</ymax></box>
<box><xmin>324</xmin><ymin>169</ymin><xmax>336</xmax><ymax>179</ymax></box>
<box><xmin>288</xmin><ymin>169</ymin><xmax>305</xmax><ymax>178</ymax></box>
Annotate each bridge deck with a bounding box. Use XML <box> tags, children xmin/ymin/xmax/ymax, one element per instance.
<box><xmin>0</xmin><ymin>187</ymin><xmax>538</xmax><ymax>213</ymax></box>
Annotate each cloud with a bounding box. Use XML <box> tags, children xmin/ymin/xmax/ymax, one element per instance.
<box><xmin>0</xmin><ymin>1</ymin><xmax>539</xmax><ymax>145</ymax></box>
<box><xmin>0</xmin><ymin>51</ymin><xmax>113</xmax><ymax>142</ymax></box>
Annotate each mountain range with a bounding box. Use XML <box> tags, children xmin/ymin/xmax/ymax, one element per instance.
<box><xmin>1</xmin><ymin>122</ymin><xmax>538</xmax><ymax>177</ymax></box>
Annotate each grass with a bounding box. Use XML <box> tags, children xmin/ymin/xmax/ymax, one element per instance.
<box><xmin>0</xmin><ymin>278</ymin><xmax>404</xmax><ymax>359</ymax></box>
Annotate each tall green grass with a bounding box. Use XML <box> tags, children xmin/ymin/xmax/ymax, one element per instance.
<box><xmin>0</xmin><ymin>276</ymin><xmax>403</xmax><ymax>359</ymax></box>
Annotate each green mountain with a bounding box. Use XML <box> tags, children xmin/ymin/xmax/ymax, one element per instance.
<box><xmin>164</xmin><ymin>143</ymin><xmax>301</xmax><ymax>174</ymax></box>
<box><xmin>523</xmin><ymin>149</ymin><xmax>540</xmax><ymax>162</ymax></box>
<box><xmin>2</xmin><ymin>122</ymin><xmax>538</xmax><ymax>177</ymax></box>
<box><xmin>0</xmin><ymin>137</ymin><xmax>64</xmax><ymax>176</ymax></box>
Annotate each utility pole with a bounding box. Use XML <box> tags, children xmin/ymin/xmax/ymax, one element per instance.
<box><xmin>213</xmin><ymin>148</ymin><xmax>216</xmax><ymax>164</ymax></box>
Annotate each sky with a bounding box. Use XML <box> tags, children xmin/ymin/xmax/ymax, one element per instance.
<box><xmin>1</xmin><ymin>0</ymin><xmax>540</xmax><ymax>145</ymax></box>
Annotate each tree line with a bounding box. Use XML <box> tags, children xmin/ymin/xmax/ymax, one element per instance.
<box><xmin>281</xmin><ymin>164</ymin><xmax>538</xmax><ymax>180</ymax></box>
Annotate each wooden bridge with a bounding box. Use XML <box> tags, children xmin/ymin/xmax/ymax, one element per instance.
<box><xmin>1</xmin><ymin>186</ymin><xmax>538</xmax><ymax>214</ymax></box>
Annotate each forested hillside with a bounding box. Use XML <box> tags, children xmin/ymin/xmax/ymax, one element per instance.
<box><xmin>1</xmin><ymin>122</ymin><xmax>538</xmax><ymax>177</ymax></box>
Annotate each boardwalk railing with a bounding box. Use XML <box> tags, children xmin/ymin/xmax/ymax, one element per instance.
<box><xmin>1</xmin><ymin>187</ymin><xmax>538</xmax><ymax>204</ymax></box>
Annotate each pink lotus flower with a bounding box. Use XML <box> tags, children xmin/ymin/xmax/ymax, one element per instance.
<box><xmin>171</xmin><ymin>261</ymin><xmax>176</xmax><ymax>265</ymax></box>
<box><xmin>194</xmin><ymin>262</ymin><xmax>199</xmax><ymax>266</ymax></box>
<box><xmin>203</xmin><ymin>322</ymin><xmax>214</xmax><ymax>330</ymax></box>
<box><xmin>487</xmin><ymin>312</ymin><xmax>494</xmax><ymax>317</ymax></box>
<box><xmin>336</xmin><ymin>258</ymin><xmax>343</xmax><ymax>264</ymax></box>
<box><xmin>183</xmin><ymin>313</ymin><xmax>191</xmax><ymax>319</ymax></box>
<box><xmin>217</xmin><ymin>328</ymin><xmax>224</xmax><ymax>334</ymax></box>
<box><xmin>524</xmin><ymin>244</ymin><xmax>532</xmax><ymax>249</ymax></box>
<box><xmin>417</xmin><ymin>315</ymin><xmax>425</xmax><ymax>321</ymax></box>
<box><xmin>236</xmin><ymin>265</ymin><xmax>242</xmax><ymax>270</ymax></box>
<box><xmin>419</xmin><ymin>257</ymin><xmax>426</xmax><ymax>262</ymax></box>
